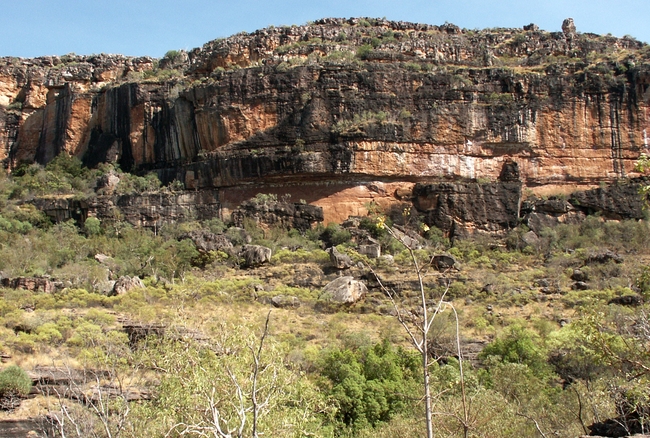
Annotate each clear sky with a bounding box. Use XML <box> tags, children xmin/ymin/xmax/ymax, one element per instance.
<box><xmin>1</xmin><ymin>0</ymin><xmax>648</xmax><ymax>58</ymax></box>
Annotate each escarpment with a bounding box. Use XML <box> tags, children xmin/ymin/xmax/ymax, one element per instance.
<box><xmin>1</xmin><ymin>18</ymin><xmax>650</xmax><ymax>232</ymax></box>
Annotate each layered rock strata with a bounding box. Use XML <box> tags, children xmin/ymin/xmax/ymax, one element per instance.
<box><xmin>32</xmin><ymin>189</ymin><xmax>220</xmax><ymax>229</ymax></box>
<box><xmin>2</xmin><ymin>18</ymin><xmax>649</xmax><ymax>230</ymax></box>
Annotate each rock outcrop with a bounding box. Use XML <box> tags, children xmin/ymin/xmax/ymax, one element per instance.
<box><xmin>327</xmin><ymin>246</ymin><xmax>354</xmax><ymax>269</ymax></box>
<box><xmin>32</xmin><ymin>189</ymin><xmax>220</xmax><ymax>229</ymax></box>
<box><xmin>0</xmin><ymin>276</ymin><xmax>61</xmax><ymax>293</ymax></box>
<box><xmin>181</xmin><ymin>230</ymin><xmax>233</xmax><ymax>253</ymax></box>
<box><xmin>413</xmin><ymin>178</ymin><xmax>522</xmax><ymax>237</ymax></box>
<box><xmin>321</xmin><ymin>276</ymin><xmax>367</xmax><ymax>304</ymax></box>
<box><xmin>2</xmin><ymin>18</ymin><xmax>649</xmax><ymax>231</ymax></box>
<box><xmin>111</xmin><ymin>276</ymin><xmax>145</xmax><ymax>296</ymax></box>
<box><xmin>231</xmin><ymin>197</ymin><xmax>324</xmax><ymax>231</ymax></box>
<box><xmin>240</xmin><ymin>245</ymin><xmax>272</xmax><ymax>267</ymax></box>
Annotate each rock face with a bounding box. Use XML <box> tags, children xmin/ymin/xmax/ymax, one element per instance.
<box><xmin>231</xmin><ymin>198</ymin><xmax>324</xmax><ymax>231</ymax></box>
<box><xmin>0</xmin><ymin>276</ymin><xmax>61</xmax><ymax>293</ymax></box>
<box><xmin>181</xmin><ymin>230</ymin><xmax>233</xmax><ymax>252</ymax></box>
<box><xmin>32</xmin><ymin>189</ymin><xmax>220</xmax><ymax>229</ymax></box>
<box><xmin>321</xmin><ymin>276</ymin><xmax>367</xmax><ymax>304</ymax></box>
<box><xmin>2</xmin><ymin>18</ymin><xmax>649</xmax><ymax>230</ymax></box>
<box><xmin>413</xmin><ymin>179</ymin><xmax>522</xmax><ymax>237</ymax></box>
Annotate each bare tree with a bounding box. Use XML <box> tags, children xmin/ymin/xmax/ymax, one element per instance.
<box><xmin>41</xmin><ymin>364</ymin><xmax>135</xmax><ymax>438</ymax></box>
<box><xmin>369</xmin><ymin>219</ymin><xmax>469</xmax><ymax>438</ymax></box>
<box><xmin>167</xmin><ymin>310</ymin><xmax>277</xmax><ymax>438</ymax></box>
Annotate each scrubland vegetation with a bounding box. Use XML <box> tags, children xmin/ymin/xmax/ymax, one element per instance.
<box><xmin>0</xmin><ymin>157</ymin><xmax>649</xmax><ymax>437</ymax></box>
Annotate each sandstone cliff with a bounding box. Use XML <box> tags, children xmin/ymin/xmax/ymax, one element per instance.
<box><xmin>1</xmin><ymin>18</ymin><xmax>649</xmax><ymax>228</ymax></box>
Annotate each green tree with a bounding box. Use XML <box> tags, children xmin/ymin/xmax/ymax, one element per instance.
<box><xmin>318</xmin><ymin>340</ymin><xmax>419</xmax><ymax>431</ymax></box>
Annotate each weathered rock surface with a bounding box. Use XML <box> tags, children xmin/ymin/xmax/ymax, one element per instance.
<box><xmin>32</xmin><ymin>189</ymin><xmax>220</xmax><ymax>229</ymax></box>
<box><xmin>111</xmin><ymin>276</ymin><xmax>145</xmax><ymax>296</ymax></box>
<box><xmin>327</xmin><ymin>246</ymin><xmax>353</xmax><ymax>269</ymax></box>
<box><xmin>270</xmin><ymin>295</ymin><xmax>301</xmax><ymax>308</ymax></box>
<box><xmin>240</xmin><ymin>245</ymin><xmax>272</xmax><ymax>267</ymax></box>
<box><xmin>231</xmin><ymin>198</ymin><xmax>324</xmax><ymax>231</ymax></box>
<box><xmin>0</xmin><ymin>276</ymin><xmax>61</xmax><ymax>293</ymax></box>
<box><xmin>570</xmin><ymin>180</ymin><xmax>647</xmax><ymax>220</ymax></box>
<box><xmin>0</xmin><ymin>419</ymin><xmax>40</xmax><ymax>438</ymax></box>
<box><xmin>2</xmin><ymin>19</ymin><xmax>649</xmax><ymax>231</ymax></box>
<box><xmin>181</xmin><ymin>230</ymin><xmax>233</xmax><ymax>253</ymax></box>
<box><xmin>413</xmin><ymin>179</ymin><xmax>522</xmax><ymax>237</ymax></box>
<box><xmin>321</xmin><ymin>276</ymin><xmax>367</xmax><ymax>304</ymax></box>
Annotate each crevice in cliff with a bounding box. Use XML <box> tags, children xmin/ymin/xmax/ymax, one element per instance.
<box><xmin>34</xmin><ymin>84</ymin><xmax>74</xmax><ymax>164</ymax></box>
<box><xmin>609</xmin><ymin>96</ymin><xmax>625</xmax><ymax>177</ymax></box>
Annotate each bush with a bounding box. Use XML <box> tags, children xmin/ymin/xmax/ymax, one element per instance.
<box><xmin>480</xmin><ymin>324</ymin><xmax>551</xmax><ymax>377</ymax></box>
<box><xmin>317</xmin><ymin>339</ymin><xmax>420</xmax><ymax>431</ymax></box>
<box><xmin>356</xmin><ymin>44</ymin><xmax>373</xmax><ymax>60</ymax></box>
<box><xmin>84</xmin><ymin>217</ymin><xmax>102</xmax><ymax>236</ymax></box>
<box><xmin>0</xmin><ymin>365</ymin><xmax>32</xmax><ymax>402</ymax></box>
<box><xmin>320</xmin><ymin>223</ymin><xmax>351</xmax><ymax>247</ymax></box>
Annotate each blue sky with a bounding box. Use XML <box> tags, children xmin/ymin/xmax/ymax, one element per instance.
<box><xmin>1</xmin><ymin>0</ymin><xmax>648</xmax><ymax>58</ymax></box>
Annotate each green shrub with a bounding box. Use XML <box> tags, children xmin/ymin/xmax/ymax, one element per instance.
<box><xmin>84</xmin><ymin>217</ymin><xmax>101</xmax><ymax>236</ymax></box>
<box><xmin>320</xmin><ymin>223</ymin><xmax>351</xmax><ymax>246</ymax></box>
<box><xmin>317</xmin><ymin>339</ymin><xmax>420</xmax><ymax>431</ymax></box>
<box><xmin>356</xmin><ymin>44</ymin><xmax>373</xmax><ymax>60</ymax></box>
<box><xmin>0</xmin><ymin>365</ymin><xmax>31</xmax><ymax>398</ymax></box>
<box><xmin>480</xmin><ymin>324</ymin><xmax>550</xmax><ymax>377</ymax></box>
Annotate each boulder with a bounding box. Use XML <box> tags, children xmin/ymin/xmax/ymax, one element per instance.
<box><xmin>96</xmin><ymin>171</ymin><xmax>120</xmax><ymax>195</ymax></box>
<box><xmin>534</xmin><ymin>278</ymin><xmax>550</xmax><ymax>288</ymax></box>
<box><xmin>94</xmin><ymin>254</ymin><xmax>113</xmax><ymax>265</ymax></box>
<box><xmin>608</xmin><ymin>295</ymin><xmax>643</xmax><ymax>307</ymax></box>
<box><xmin>95</xmin><ymin>280</ymin><xmax>116</xmax><ymax>295</ymax></box>
<box><xmin>327</xmin><ymin>246</ymin><xmax>353</xmax><ymax>269</ymax></box>
<box><xmin>585</xmin><ymin>250</ymin><xmax>623</xmax><ymax>265</ymax></box>
<box><xmin>571</xmin><ymin>269</ymin><xmax>588</xmax><ymax>282</ymax></box>
<box><xmin>358</xmin><ymin>243</ymin><xmax>381</xmax><ymax>259</ymax></box>
<box><xmin>321</xmin><ymin>277</ymin><xmax>367</xmax><ymax>304</ymax></box>
<box><xmin>521</xmin><ymin>231</ymin><xmax>541</xmax><ymax>248</ymax></box>
<box><xmin>562</xmin><ymin>18</ymin><xmax>576</xmax><ymax>36</ymax></box>
<box><xmin>391</xmin><ymin>227</ymin><xmax>423</xmax><ymax>250</ymax></box>
<box><xmin>432</xmin><ymin>254</ymin><xmax>458</xmax><ymax>271</ymax></box>
<box><xmin>111</xmin><ymin>276</ymin><xmax>145</xmax><ymax>296</ymax></box>
<box><xmin>182</xmin><ymin>230</ymin><xmax>233</xmax><ymax>252</ymax></box>
<box><xmin>572</xmin><ymin>281</ymin><xmax>589</xmax><ymax>291</ymax></box>
<box><xmin>241</xmin><ymin>245</ymin><xmax>272</xmax><ymax>267</ymax></box>
<box><xmin>270</xmin><ymin>295</ymin><xmax>301</xmax><ymax>308</ymax></box>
